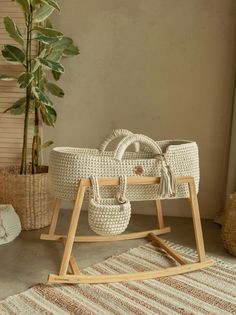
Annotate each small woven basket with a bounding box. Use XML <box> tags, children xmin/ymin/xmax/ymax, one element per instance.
<box><xmin>88</xmin><ymin>175</ymin><xmax>131</xmax><ymax>235</ymax></box>
<box><xmin>222</xmin><ymin>192</ymin><xmax>236</xmax><ymax>256</ymax></box>
<box><xmin>0</xmin><ymin>166</ymin><xmax>54</xmax><ymax>230</ymax></box>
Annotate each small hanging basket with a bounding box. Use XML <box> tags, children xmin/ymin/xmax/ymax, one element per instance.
<box><xmin>88</xmin><ymin>175</ymin><xmax>131</xmax><ymax>235</ymax></box>
<box><xmin>222</xmin><ymin>192</ymin><xmax>236</xmax><ymax>256</ymax></box>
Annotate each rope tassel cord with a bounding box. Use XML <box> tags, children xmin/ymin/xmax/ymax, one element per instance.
<box><xmin>158</xmin><ymin>158</ymin><xmax>177</xmax><ymax>198</ymax></box>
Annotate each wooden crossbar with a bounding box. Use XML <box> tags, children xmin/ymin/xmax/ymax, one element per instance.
<box><xmin>40</xmin><ymin>176</ymin><xmax>214</xmax><ymax>284</ymax></box>
<box><xmin>148</xmin><ymin>233</ymin><xmax>187</xmax><ymax>265</ymax></box>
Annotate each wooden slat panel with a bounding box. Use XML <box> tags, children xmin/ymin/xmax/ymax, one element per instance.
<box><xmin>0</xmin><ymin>2</ymin><xmax>34</xmax><ymax>167</ymax></box>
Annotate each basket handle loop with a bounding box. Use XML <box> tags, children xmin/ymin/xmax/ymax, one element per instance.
<box><xmin>90</xmin><ymin>176</ymin><xmax>101</xmax><ymax>201</ymax></box>
<box><xmin>114</xmin><ymin>134</ymin><xmax>163</xmax><ymax>161</ymax></box>
<box><xmin>90</xmin><ymin>175</ymin><xmax>128</xmax><ymax>204</ymax></box>
<box><xmin>99</xmin><ymin>129</ymin><xmax>140</xmax><ymax>153</ymax></box>
<box><xmin>117</xmin><ymin>175</ymin><xmax>128</xmax><ymax>203</ymax></box>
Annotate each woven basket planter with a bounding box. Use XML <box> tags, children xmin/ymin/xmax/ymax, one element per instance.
<box><xmin>0</xmin><ymin>166</ymin><xmax>54</xmax><ymax>231</ymax></box>
<box><xmin>222</xmin><ymin>192</ymin><xmax>236</xmax><ymax>256</ymax></box>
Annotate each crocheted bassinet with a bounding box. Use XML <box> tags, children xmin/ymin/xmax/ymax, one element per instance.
<box><xmin>49</xmin><ymin>129</ymin><xmax>200</xmax><ymax>201</ymax></box>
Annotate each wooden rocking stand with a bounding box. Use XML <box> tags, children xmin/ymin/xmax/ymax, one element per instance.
<box><xmin>40</xmin><ymin>176</ymin><xmax>214</xmax><ymax>284</ymax></box>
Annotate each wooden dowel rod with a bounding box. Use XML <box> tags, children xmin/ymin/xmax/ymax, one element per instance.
<box><xmin>59</xmin><ymin>184</ymin><xmax>85</xmax><ymax>276</ymax></box>
<box><xmin>155</xmin><ymin>200</ymin><xmax>164</xmax><ymax>229</ymax></box>
<box><xmin>48</xmin><ymin>259</ymin><xmax>214</xmax><ymax>284</ymax></box>
<box><xmin>148</xmin><ymin>233</ymin><xmax>187</xmax><ymax>265</ymax></box>
<box><xmin>188</xmin><ymin>179</ymin><xmax>206</xmax><ymax>262</ymax></box>
<box><xmin>41</xmin><ymin>227</ymin><xmax>171</xmax><ymax>242</ymax></box>
<box><xmin>62</xmin><ymin>238</ymin><xmax>80</xmax><ymax>275</ymax></box>
<box><xmin>80</xmin><ymin>176</ymin><xmax>193</xmax><ymax>188</ymax></box>
<box><xmin>49</xmin><ymin>198</ymin><xmax>61</xmax><ymax>235</ymax></box>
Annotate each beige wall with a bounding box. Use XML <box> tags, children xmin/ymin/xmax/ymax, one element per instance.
<box><xmin>45</xmin><ymin>0</ymin><xmax>236</xmax><ymax>218</ymax></box>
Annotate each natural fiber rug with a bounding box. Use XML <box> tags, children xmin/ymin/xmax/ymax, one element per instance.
<box><xmin>0</xmin><ymin>242</ymin><xmax>236</xmax><ymax>315</ymax></box>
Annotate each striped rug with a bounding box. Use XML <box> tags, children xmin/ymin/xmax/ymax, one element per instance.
<box><xmin>0</xmin><ymin>242</ymin><xmax>236</xmax><ymax>315</ymax></box>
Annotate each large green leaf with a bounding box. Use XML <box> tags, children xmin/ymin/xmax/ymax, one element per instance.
<box><xmin>40</xmin><ymin>103</ymin><xmax>57</xmax><ymax>126</ymax></box>
<box><xmin>37</xmin><ymin>58</ymin><xmax>64</xmax><ymax>73</ymax></box>
<box><xmin>39</xmin><ymin>48</ymin><xmax>47</xmax><ymax>58</ymax></box>
<box><xmin>18</xmin><ymin>72</ymin><xmax>34</xmax><ymax>88</ymax></box>
<box><xmin>41</xmin><ymin>0</ymin><xmax>60</xmax><ymax>11</ymax></box>
<box><xmin>63</xmin><ymin>43</ymin><xmax>80</xmax><ymax>56</ymax></box>
<box><xmin>52</xmin><ymin>37</ymin><xmax>73</xmax><ymax>51</ymax></box>
<box><xmin>3</xmin><ymin>97</ymin><xmax>26</xmax><ymax>115</ymax></box>
<box><xmin>14</xmin><ymin>0</ymin><xmax>30</xmax><ymax>14</ymax></box>
<box><xmin>31</xmin><ymin>48</ymin><xmax>47</xmax><ymax>72</ymax></box>
<box><xmin>46</xmin><ymin>82</ymin><xmax>64</xmax><ymax>97</ymax></box>
<box><xmin>35</xmin><ymin>34</ymin><xmax>61</xmax><ymax>45</ymax></box>
<box><xmin>45</xmin><ymin>19</ymin><xmax>53</xmax><ymax>29</ymax></box>
<box><xmin>52</xmin><ymin>70</ymin><xmax>61</xmax><ymax>81</ymax></box>
<box><xmin>42</xmin><ymin>140</ymin><xmax>53</xmax><ymax>148</ymax></box>
<box><xmin>34</xmin><ymin>26</ymin><xmax>63</xmax><ymax>38</ymax></box>
<box><xmin>0</xmin><ymin>74</ymin><xmax>17</xmax><ymax>81</ymax></box>
<box><xmin>31</xmin><ymin>0</ymin><xmax>42</xmax><ymax>5</ymax></box>
<box><xmin>33</xmin><ymin>4</ymin><xmax>55</xmax><ymax>23</ymax></box>
<box><xmin>2</xmin><ymin>45</ymin><xmax>25</xmax><ymax>65</ymax></box>
<box><xmin>47</xmin><ymin>37</ymin><xmax>75</xmax><ymax>62</ymax></box>
<box><xmin>32</xmin><ymin>59</ymin><xmax>40</xmax><ymax>73</ymax></box>
<box><xmin>4</xmin><ymin>17</ymin><xmax>24</xmax><ymax>46</ymax></box>
<box><xmin>50</xmin><ymin>37</ymin><xmax>79</xmax><ymax>59</ymax></box>
<box><xmin>32</xmin><ymin>87</ymin><xmax>53</xmax><ymax>107</ymax></box>
<box><xmin>47</xmin><ymin>50</ymin><xmax>62</xmax><ymax>62</ymax></box>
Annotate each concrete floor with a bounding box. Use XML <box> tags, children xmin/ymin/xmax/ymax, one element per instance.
<box><xmin>0</xmin><ymin>210</ymin><xmax>235</xmax><ymax>301</ymax></box>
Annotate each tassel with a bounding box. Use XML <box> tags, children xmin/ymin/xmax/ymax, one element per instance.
<box><xmin>158</xmin><ymin>158</ymin><xmax>176</xmax><ymax>198</ymax></box>
<box><xmin>167</xmin><ymin>165</ymin><xmax>177</xmax><ymax>197</ymax></box>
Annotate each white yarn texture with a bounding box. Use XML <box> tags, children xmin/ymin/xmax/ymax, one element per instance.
<box><xmin>49</xmin><ymin>130</ymin><xmax>200</xmax><ymax>201</ymax></box>
<box><xmin>88</xmin><ymin>175</ymin><xmax>131</xmax><ymax>235</ymax></box>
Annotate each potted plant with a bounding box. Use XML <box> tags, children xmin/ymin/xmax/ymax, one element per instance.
<box><xmin>0</xmin><ymin>0</ymin><xmax>79</xmax><ymax>230</ymax></box>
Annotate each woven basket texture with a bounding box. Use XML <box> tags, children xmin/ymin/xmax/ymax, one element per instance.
<box><xmin>88</xmin><ymin>198</ymin><xmax>131</xmax><ymax>235</ymax></box>
<box><xmin>222</xmin><ymin>192</ymin><xmax>236</xmax><ymax>256</ymax></box>
<box><xmin>49</xmin><ymin>140</ymin><xmax>199</xmax><ymax>201</ymax></box>
<box><xmin>88</xmin><ymin>175</ymin><xmax>131</xmax><ymax>235</ymax></box>
<box><xmin>0</xmin><ymin>166</ymin><xmax>54</xmax><ymax>230</ymax></box>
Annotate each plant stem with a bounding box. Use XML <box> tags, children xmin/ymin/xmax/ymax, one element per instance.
<box><xmin>20</xmin><ymin>8</ymin><xmax>32</xmax><ymax>175</ymax></box>
<box><xmin>32</xmin><ymin>30</ymin><xmax>43</xmax><ymax>174</ymax></box>
<box><xmin>32</xmin><ymin>106</ymin><xmax>40</xmax><ymax>174</ymax></box>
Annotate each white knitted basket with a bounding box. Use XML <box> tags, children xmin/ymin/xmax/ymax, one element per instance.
<box><xmin>49</xmin><ymin>130</ymin><xmax>200</xmax><ymax>201</ymax></box>
<box><xmin>0</xmin><ymin>204</ymin><xmax>21</xmax><ymax>245</ymax></box>
<box><xmin>88</xmin><ymin>175</ymin><xmax>131</xmax><ymax>235</ymax></box>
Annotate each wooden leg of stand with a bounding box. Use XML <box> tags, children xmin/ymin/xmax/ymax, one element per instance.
<box><xmin>148</xmin><ymin>233</ymin><xmax>187</xmax><ymax>265</ymax></box>
<box><xmin>49</xmin><ymin>198</ymin><xmax>61</xmax><ymax>235</ymax></box>
<box><xmin>188</xmin><ymin>179</ymin><xmax>206</xmax><ymax>262</ymax></box>
<box><xmin>59</xmin><ymin>181</ymin><xmax>86</xmax><ymax>276</ymax></box>
<box><xmin>62</xmin><ymin>239</ymin><xmax>80</xmax><ymax>275</ymax></box>
<box><xmin>155</xmin><ymin>199</ymin><xmax>164</xmax><ymax>229</ymax></box>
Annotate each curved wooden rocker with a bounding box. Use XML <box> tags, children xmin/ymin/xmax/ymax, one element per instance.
<box><xmin>41</xmin><ymin>176</ymin><xmax>214</xmax><ymax>284</ymax></box>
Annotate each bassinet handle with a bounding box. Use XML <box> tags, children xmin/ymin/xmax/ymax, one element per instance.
<box><xmin>113</xmin><ymin>134</ymin><xmax>176</xmax><ymax>198</ymax></box>
<box><xmin>99</xmin><ymin>129</ymin><xmax>140</xmax><ymax>153</ymax></box>
<box><xmin>90</xmin><ymin>175</ymin><xmax>128</xmax><ymax>203</ymax></box>
<box><xmin>114</xmin><ymin>134</ymin><xmax>163</xmax><ymax>161</ymax></box>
